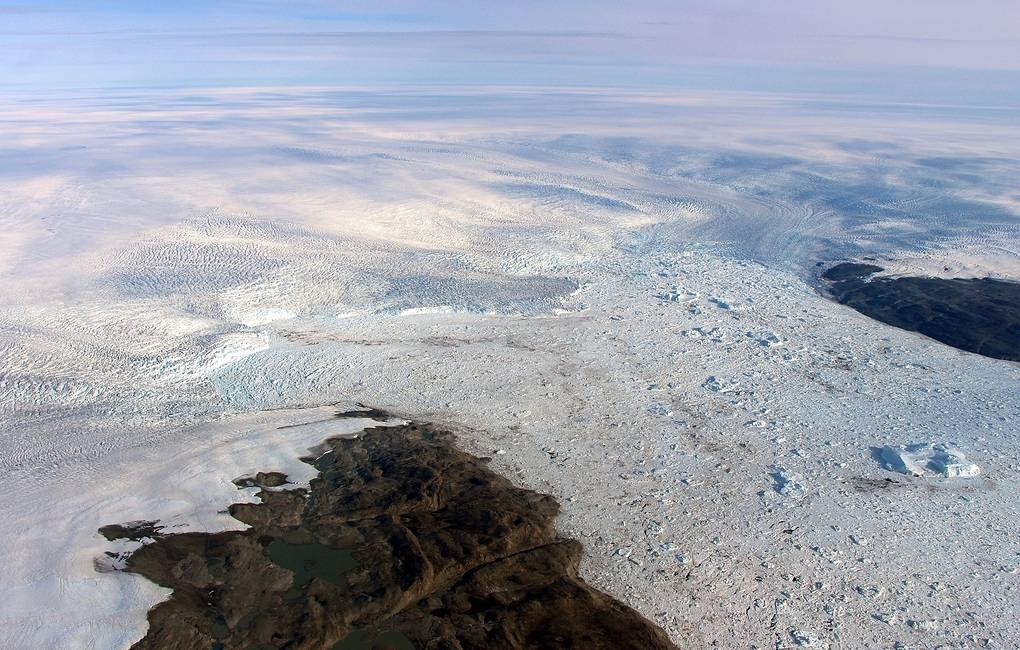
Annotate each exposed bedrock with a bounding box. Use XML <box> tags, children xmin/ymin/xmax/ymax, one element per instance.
<box><xmin>821</xmin><ymin>262</ymin><xmax>1020</xmax><ymax>362</ymax></box>
<box><xmin>103</xmin><ymin>420</ymin><xmax>676</xmax><ymax>650</ymax></box>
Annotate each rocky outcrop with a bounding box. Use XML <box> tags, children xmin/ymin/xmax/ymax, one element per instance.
<box><xmin>821</xmin><ymin>262</ymin><xmax>1020</xmax><ymax>361</ymax></box>
<box><xmin>103</xmin><ymin>420</ymin><xmax>677</xmax><ymax>650</ymax></box>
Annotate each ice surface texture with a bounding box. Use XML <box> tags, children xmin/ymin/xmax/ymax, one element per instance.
<box><xmin>0</xmin><ymin>87</ymin><xmax>1018</xmax><ymax>649</ymax></box>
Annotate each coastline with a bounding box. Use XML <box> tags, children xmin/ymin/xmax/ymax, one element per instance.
<box><xmin>818</xmin><ymin>261</ymin><xmax>1020</xmax><ymax>362</ymax></box>
<box><xmin>1</xmin><ymin>59</ymin><xmax>1019</xmax><ymax>650</ymax></box>
<box><xmin>106</xmin><ymin>418</ymin><xmax>676</xmax><ymax>649</ymax></box>
<box><xmin>2</xmin><ymin>248</ymin><xmax>1016</xmax><ymax>648</ymax></box>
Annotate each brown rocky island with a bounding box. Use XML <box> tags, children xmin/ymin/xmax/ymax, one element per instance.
<box><xmin>100</xmin><ymin>414</ymin><xmax>677</xmax><ymax>650</ymax></box>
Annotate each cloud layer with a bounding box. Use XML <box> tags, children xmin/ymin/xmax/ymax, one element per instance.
<box><xmin>2</xmin><ymin>1</ymin><xmax>1020</xmax><ymax>96</ymax></box>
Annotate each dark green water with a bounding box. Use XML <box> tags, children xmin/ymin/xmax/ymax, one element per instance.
<box><xmin>265</xmin><ymin>539</ymin><xmax>356</xmax><ymax>596</ymax></box>
<box><xmin>332</xmin><ymin>628</ymin><xmax>415</xmax><ymax>650</ymax></box>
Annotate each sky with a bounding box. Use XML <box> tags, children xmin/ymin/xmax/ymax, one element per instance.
<box><xmin>2</xmin><ymin>1</ymin><xmax>1020</xmax><ymax>102</ymax></box>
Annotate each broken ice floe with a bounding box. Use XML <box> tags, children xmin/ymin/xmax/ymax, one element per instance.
<box><xmin>683</xmin><ymin>326</ymin><xmax>728</xmax><ymax>342</ymax></box>
<box><xmin>646</xmin><ymin>402</ymin><xmax>674</xmax><ymax>417</ymax></box>
<box><xmin>877</xmin><ymin>443</ymin><xmax>981</xmax><ymax>478</ymax></box>
<box><xmin>855</xmin><ymin>584</ymin><xmax>884</xmax><ymax>598</ymax></box>
<box><xmin>790</xmin><ymin>629</ymin><xmax>820</xmax><ymax>647</ymax></box>
<box><xmin>772</xmin><ymin>468</ymin><xmax>808</xmax><ymax>498</ymax></box>
<box><xmin>655</xmin><ymin>287</ymin><xmax>699</xmax><ymax>304</ymax></box>
<box><xmin>702</xmin><ymin>376</ymin><xmax>740</xmax><ymax>393</ymax></box>
<box><xmin>747</xmin><ymin>330</ymin><xmax>785</xmax><ymax>347</ymax></box>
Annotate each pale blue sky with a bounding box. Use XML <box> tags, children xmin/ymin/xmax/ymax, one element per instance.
<box><xmin>3</xmin><ymin>1</ymin><xmax>1020</xmax><ymax>102</ymax></box>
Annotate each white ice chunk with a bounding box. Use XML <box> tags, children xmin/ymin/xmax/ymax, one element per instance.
<box><xmin>791</xmin><ymin>629</ymin><xmax>820</xmax><ymax>646</ymax></box>
<box><xmin>773</xmin><ymin>468</ymin><xmax>808</xmax><ymax>498</ymax></box>
<box><xmin>703</xmin><ymin>376</ymin><xmax>740</xmax><ymax>393</ymax></box>
<box><xmin>656</xmin><ymin>287</ymin><xmax>699</xmax><ymax>304</ymax></box>
<box><xmin>647</xmin><ymin>402</ymin><xmax>674</xmax><ymax>417</ymax></box>
<box><xmin>878</xmin><ymin>442</ymin><xmax>981</xmax><ymax>478</ymax></box>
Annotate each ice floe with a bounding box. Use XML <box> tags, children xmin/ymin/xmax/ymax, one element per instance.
<box><xmin>702</xmin><ymin>376</ymin><xmax>740</xmax><ymax>393</ymax></box>
<box><xmin>772</xmin><ymin>468</ymin><xmax>809</xmax><ymax>499</ymax></box>
<box><xmin>877</xmin><ymin>443</ymin><xmax>982</xmax><ymax>478</ymax></box>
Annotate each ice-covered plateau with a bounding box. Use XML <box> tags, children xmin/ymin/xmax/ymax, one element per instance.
<box><xmin>0</xmin><ymin>88</ymin><xmax>1018</xmax><ymax>649</ymax></box>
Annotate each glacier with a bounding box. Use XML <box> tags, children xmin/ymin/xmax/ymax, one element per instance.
<box><xmin>0</xmin><ymin>86</ymin><xmax>1018</xmax><ymax>649</ymax></box>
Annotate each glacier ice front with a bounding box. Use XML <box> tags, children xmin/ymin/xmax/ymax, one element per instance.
<box><xmin>878</xmin><ymin>443</ymin><xmax>982</xmax><ymax>478</ymax></box>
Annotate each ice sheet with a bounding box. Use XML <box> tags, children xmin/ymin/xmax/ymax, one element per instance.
<box><xmin>0</xmin><ymin>86</ymin><xmax>1018</xmax><ymax>649</ymax></box>
<box><xmin>1</xmin><ymin>406</ymin><xmax>391</xmax><ymax>649</ymax></box>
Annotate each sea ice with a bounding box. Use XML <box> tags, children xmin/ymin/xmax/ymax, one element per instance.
<box><xmin>772</xmin><ymin>468</ymin><xmax>808</xmax><ymax>498</ymax></box>
<box><xmin>748</xmin><ymin>330</ymin><xmax>784</xmax><ymax>347</ymax></box>
<box><xmin>703</xmin><ymin>376</ymin><xmax>740</xmax><ymax>393</ymax></box>
<box><xmin>791</xmin><ymin>629</ymin><xmax>821</xmax><ymax>647</ymax></box>
<box><xmin>647</xmin><ymin>402</ymin><xmax>674</xmax><ymax>417</ymax></box>
<box><xmin>656</xmin><ymin>288</ymin><xmax>699</xmax><ymax>304</ymax></box>
<box><xmin>878</xmin><ymin>443</ymin><xmax>981</xmax><ymax>478</ymax></box>
<box><xmin>1</xmin><ymin>87</ymin><xmax>1018</xmax><ymax>650</ymax></box>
